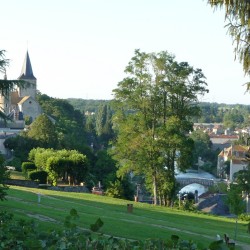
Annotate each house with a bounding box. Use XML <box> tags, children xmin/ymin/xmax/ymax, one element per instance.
<box><xmin>217</xmin><ymin>145</ymin><xmax>249</xmax><ymax>181</ymax></box>
<box><xmin>209</xmin><ymin>134</ymin><xmax>239</xmax><ymax>151</ymax></box>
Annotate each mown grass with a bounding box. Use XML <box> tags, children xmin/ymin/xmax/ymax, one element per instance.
<box><xmin>9</xmin><ymin>170</ymin><xmax>25</xmax><ymax>180</ymax></box>
<box><xmin>1</xmin><ymin>186</ymin><xmax>249</xmax><ymax>249</ymax></box>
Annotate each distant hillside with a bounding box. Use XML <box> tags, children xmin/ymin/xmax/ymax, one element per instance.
<box><xmin>67</xmin><ymin>98</ymin><xmax>111</xmax><ymax>113</ymax></box>
<box><xmin>67</xmin><ymin>99</ymin><xmax>250</xmax><ymax>125</ymax></box>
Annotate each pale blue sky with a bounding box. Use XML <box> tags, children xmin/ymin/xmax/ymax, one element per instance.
<box><xmin>1</xmin><ymin>0</ymin><xmax>250</xmax><ymax>104</ymax></box>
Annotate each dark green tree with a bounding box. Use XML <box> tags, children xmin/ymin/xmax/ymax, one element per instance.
<box><xmin>0</xmin><ymin>155</ymin><xmax>9</xmax><ymax>201</ymax></box>
<box><xmin>91</xmin><ymin>150</ymin><xmax>117</xmax><ymax>188</ymax></box>
<box><xmin>189</xmin><ymin>130</ymin><xmax>217</xmax><ymax>173</ymax></box>
<box><xmin>95</xmin><ymin>104</ymin><xmax>114</xmax><ymax>148</ymax></box>
<box><xmin>27</xmin><ymin>114</ymin><xmax>58</xmax><ymax>148</ymax></box>
<box><xmin>234</xmin><ymin>165</ymin><xmax>250</xmax><ymax>194</ymax></box>
<box><xmin>227</xmin><ymin>183</ymin><xmax>246</xmax><ymax>241</ymax></box>
<box><xmin>37</xmin><ymin>94</ymin><xmax>88</xmax><ymax>152</ymax></box>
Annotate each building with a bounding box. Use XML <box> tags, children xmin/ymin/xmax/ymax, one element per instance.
<box><xmin>217</xmin><ymin>145</ymin><xmax>249</xmax><ymax>181</ymax></box>
<box><xmin>210</xmin><ymin>134</ymin><xmax>239</xmax><ymax>151</ymax></box>
<box><xmin>0</xmin><ymin>51</ymin><xmax>42</xmax><ymax>128</ymax></box>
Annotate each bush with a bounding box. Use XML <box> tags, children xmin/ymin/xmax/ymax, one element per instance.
<box><xmin>21</xmin><ymin>162</ymin><xmax>36</xmax><ymax>173</ymax></box>
<box><xmin>239</xmin><ymin>213</ymin><xmax>250</xmax><ymax>222</ymax></box>
<box><xmin>28</xmin><ymin>170</ymin><xmax>48</xmax><ymax>184</ymax></box>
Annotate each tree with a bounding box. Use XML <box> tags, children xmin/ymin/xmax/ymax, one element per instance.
<box><xmin>111</xmin><ymin>49</ymin><xmax>208</xmax><ymax>205</ymax></box>
<box><xmin>234</xmin><ymin>165</ymin><xmax>250</xmax><ymax>194</ymax></box>
<box><xmin>227</xmin><ymin>183</ymin><xmax>246</xmax><ymax>241</ymax></box>
<box><xmin>27</xmin><ymin>114</ymin><xmax>58</xmax><ymax>148</ymax></box>
<box><xmin>208</xmin><ymin>1</ymin><xmax>250</xmax><ymax>80</ymax></box>
<box><xmin>189</xmin><ymin>130</ymin><xmax>218</xmax><ymax>173</ymax></box>
<box><xmin>95</xmin><ymin>104</ymin><xmax>114</xmax><ymax>148</ymax></box>
<box><xmin>37</xmin><ymin>93</ymin><xmax>88</xmax><ymax>152</ymax></box>
<box><xmin>0</xmin><ymin>156</ymin><xmax>9</xmax><ymax>201</ymax></box>
<box><xmin>91</xmin><ymin>150</ymin><xmax>117</xmax><ymax>188</ymax></box>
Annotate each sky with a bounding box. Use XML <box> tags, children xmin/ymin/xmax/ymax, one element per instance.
<box><xmin>1</xmin><ymin>0</ymin><xmax>250</xmax><ymax>104</ymax></box>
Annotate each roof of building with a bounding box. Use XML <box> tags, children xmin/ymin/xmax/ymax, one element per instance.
<box><xmin>17</xmin><ymin>51</ymin><xmax>36</xmax><ymax>80</ymax></box>
<box><xmin>10</xmin><ymin>91</ymin><xmax>22</xmax><ymax>105</ymax></box>
<box><xmin>218</xmin><ymin>144</ymin><xmax>249</xmax><ymax>160</ymax></box>
<box><xmin>18</xmin><ymin>96</ymin><xmax>33</xmax><ymax>105</ymax></box>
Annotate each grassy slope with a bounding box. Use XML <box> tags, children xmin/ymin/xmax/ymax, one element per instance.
<box><xmin>1</xmin><ymin>186</ymin><xmax>249</xmax><ymax>249</ymax></box>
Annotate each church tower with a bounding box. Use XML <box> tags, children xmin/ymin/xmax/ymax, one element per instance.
<box><xmin>17</xmin><ymin>51</ymin><xmax>37</xmax><ymax>99</ymax></box>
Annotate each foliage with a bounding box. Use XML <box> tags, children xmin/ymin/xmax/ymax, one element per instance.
<box><xmin>233</xmin><ymin>164</ymin><xmax>250</xmax><ymax>193</ymax></box>
<box><xmin>90</xmin><ymin>150</ymin><xmax>117</xmax><ymax>188</ymax></box>
<box><xmin>28</xmin><ymin>170</ymin><xmax>48</xmax><ymax>184</ymax></box>
<box><xmin>189</xmin><ymin>129</ymin><xmax>217</xmax><ymax>170</ymax></box>
<box><xmin>223</xmin><ymin>108</ymin><xmax>245</xmax><ymax>130</ymax></box>
<box><xmin>111</xmin><ymin>49</ymin><xmax>208</xmax><ymax>205</ymax></box>
<box><xmin>0</xmin><ymin>166</ymin><xmax>9</xmax><ymax>201</ymax></box>
<box><xmin>28</xmin><ymin>148</ymin><xmax>89</xmax><ymax>186</ymax></box>
<box><xmin>37</xmin><ymin>94</ymin><xmax>88</xmax><ymax>152</ymax></box>
<box><xmin>21</xmin><ymin>162</ymin><xmax>36</xmax><ymax>174</ymax></box>
<box><xmin>4</xmin><ymin>135</ymin><xmax>38</xmax><ymax>162</ymax></box>
<box><xmin>67</xmin><ymin>98</ymin><xmax>110</xmax><ymax>113</ymax></box>
<box><xmin>238</xmin><ymin>213</ymin><xmax>250</xmax><ymax>222</ymax></box>
<box><xmin>227</xmin><ymin>183</ymin><xmax>246</xmax><ymax>215</ymax></box>
<box><xmin>208</xmin><ymin>1</ymin><xmax>250</xmax><ymax>78</ymax></box>
<box><xmin>95</xmin><ymin>104</ymin><xmax>114</xmax><ymax>148</ymax></box>
<box><xmin>105</xmin><ymin>176</ymin><xmax>135</xmax><ymax>200</ymax></box>
<box><xmin>27</xmin><ymin>114</ymin><xmax>58</xmax><ymax>148</ymax></box>
<box><xmin>0</xmin><ymin>50</ymin><xmax>28</xmax><ymax>106</ymax></box>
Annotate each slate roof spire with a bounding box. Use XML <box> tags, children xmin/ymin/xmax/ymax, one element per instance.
<box><xmin>18</xmin><ymin>50</ymin><xmax>36</xmax><ymax>80</ymax></box>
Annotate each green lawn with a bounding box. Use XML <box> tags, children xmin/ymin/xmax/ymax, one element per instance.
<box><xmin>9</xmin><ymin>170</ymin><xmax>26</xmax><ymax>180</ymax></box>
<box><xmin>1</xmin><ymin>186</ymin><xmax>249</xmax><ymax>249</ymax></box>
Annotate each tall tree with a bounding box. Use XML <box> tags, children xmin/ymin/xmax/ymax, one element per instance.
<box><xmin>95</xmin><ymin>104</ymin><xmax>114</xmax><ymax>148</ymax></box>
<box><xmin>111</xmin><ymin>49</ymin><xmax>208</xmax><ymax>205</ymax></box>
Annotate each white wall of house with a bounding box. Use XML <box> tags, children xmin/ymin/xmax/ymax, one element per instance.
<box><xmin>229</xmin><ymin>160</ymin><xmax>247</xmax><ymax>181</ymax></box>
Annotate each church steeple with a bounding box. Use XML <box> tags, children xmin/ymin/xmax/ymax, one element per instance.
<box><xmin>18</xmin><ymin>51</ymin><xmax>36</xmax><ymax>80</ymax></box>
<box><xmin>17</xmin><ymin>50</ymin><xmax>37</xmax><ymax>99</ymax></box>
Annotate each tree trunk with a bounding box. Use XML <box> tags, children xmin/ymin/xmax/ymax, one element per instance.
<box><xmin>153</xmin><ymin>175</ymin><xmax>157</xmax><ymax>205</ymax></box>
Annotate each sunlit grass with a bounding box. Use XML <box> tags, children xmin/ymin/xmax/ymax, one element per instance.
<box><xmin>1</xmin><ymin>186</ymin><xmax>249</xmax><ymax>249</ymax></box>
<box><xmin>9</xmin><ymin>170</ymin><xmax>25</xmax><ymax>180</ymax></box>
